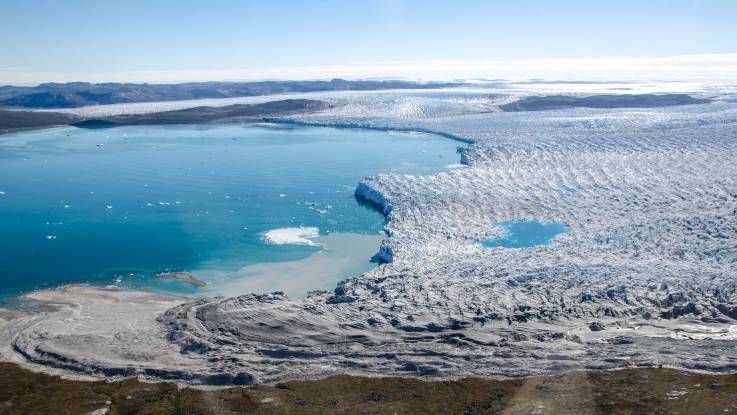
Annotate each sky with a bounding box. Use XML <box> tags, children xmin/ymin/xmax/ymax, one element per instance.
<box><xmin>1</xmin><ymin>0</ymin><xmax>736</xmax><ymax>85</ymax></box>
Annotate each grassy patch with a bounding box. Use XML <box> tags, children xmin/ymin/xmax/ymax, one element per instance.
<box><xmin>1</xmin><ymin>363</ymin><xmax>736</xmax><ymax>414</ymax></box>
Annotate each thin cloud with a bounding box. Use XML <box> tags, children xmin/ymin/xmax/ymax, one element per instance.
<box><xmin>2</xmin><ymin>54</ymin><xmax>737</xmax><ymax>86</ymax></box>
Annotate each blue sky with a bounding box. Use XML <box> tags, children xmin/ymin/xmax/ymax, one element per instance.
<box><xmin>1</xmin><ymin>0</ymin><xmax>736</xmax><ymax>84</ymax></box>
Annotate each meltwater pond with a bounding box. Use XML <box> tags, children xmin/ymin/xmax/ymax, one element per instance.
<box><xmin>0</xmin><ymin>124</ymin><xmax>460</xmax><ymax>303</ymax></box>
<box><xmin>482</xmin><ymin>221</ymin><xmax>570</xmax><ymax>249</ymax></box>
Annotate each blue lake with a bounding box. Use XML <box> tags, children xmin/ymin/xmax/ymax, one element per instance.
<box><xmin>0</xmin><ymin>124</ymin><xmax>460</xmax><ymax>303</ymax></box>
<box><xmin>482</xmin><ymin>220</ymin><xmax>569</xmax><ymax>248</ymax></box>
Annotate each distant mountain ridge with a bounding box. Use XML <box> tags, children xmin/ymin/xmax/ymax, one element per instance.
<box><xmin>0</xmin><ymin>79</ymin><xmax>463</xmax><ymax>109</ymax></box>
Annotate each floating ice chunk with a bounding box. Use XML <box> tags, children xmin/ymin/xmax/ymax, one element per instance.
<box><xmin>105</xmin><ymin>205</ymin><xmax>113</xmax><ymax>210</ymax></box>
<box><xmin>157</xmin><ymin>202</ymin><xmax>170</xmax><ymax>206</ymax></box>
<box><xmin>261</xmin><ymin>226</ymin><xmax>320</xmax><ymax>246</ymax></box>
<box><xmin>279</xmin><ymin>194</ymin><xmax>287</xmax><ymax>197</ymax></box>
<box><xmin>45</xmin><ymin>235</ymin><xmax>56</xmax><ymax>240</ymax></box>
<box><xmin>0</xmin><ymin>191</ymin><xmax>5</xmax><ymax>196</ymax></box>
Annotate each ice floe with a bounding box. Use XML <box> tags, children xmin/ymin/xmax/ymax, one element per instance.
<box><xmin>261</xmin><ymin>226</ymin><xmax>320</xmax><ymax>246</ymax></box>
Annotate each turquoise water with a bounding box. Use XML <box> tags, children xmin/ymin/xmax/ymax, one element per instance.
<box><xmin>0</xmin><ymin>125</ymin><xmax>459</xmax><ymax>303</ymax></box>
<box><xmin>481</xmin><ymin>220</ymin><xmax>569</xmax><ymax>248</ymax></box>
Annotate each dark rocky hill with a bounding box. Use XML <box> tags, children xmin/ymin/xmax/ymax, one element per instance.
<box><xmin>500</xmin><ymin>93</ymin><xmax>710</xmax><ymax>111</ymax></box>
<box><xmin>0</xmin><ymin>109</ymin><xmax>76</xmax><ymax>130</ymax></box>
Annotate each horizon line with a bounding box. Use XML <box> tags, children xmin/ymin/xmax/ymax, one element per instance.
<box><xmin>2</xmin><ymin>53</ymin><xmax>737</xmax><ymax>87</ymax></box>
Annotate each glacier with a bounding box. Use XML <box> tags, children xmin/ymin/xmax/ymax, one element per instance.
<box><xmin>2</xmin><ymin>88</ymin><xmax>737</xmax><ymax>385</ymax></box>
